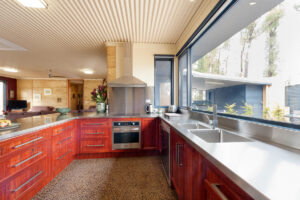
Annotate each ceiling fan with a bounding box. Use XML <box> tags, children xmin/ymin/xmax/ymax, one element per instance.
<box><xmin>48</xmin><ymin>69</ymin><xmax>65</xmax><ymax>78</ymax></box>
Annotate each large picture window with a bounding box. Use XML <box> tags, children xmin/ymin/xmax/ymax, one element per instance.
<box><xmin>181</xmin><ymin>0</ymin><xmax>300</xmax><ymax>125</ymax></box>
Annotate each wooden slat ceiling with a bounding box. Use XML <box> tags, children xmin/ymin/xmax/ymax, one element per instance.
<box><xmin>0</xmin><ymin>0</ymin><xmax>204</xmax><ymax>78</ymax></box>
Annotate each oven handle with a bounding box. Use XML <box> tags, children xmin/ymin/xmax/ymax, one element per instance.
<box><xmin>112</xmin><ymin>128</ymin><xmax>140</xmax><ymax>133</ymax></box>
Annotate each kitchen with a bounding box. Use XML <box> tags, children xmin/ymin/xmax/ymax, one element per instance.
<box><xmin>0</xmin><ymin>0</ymin><xmax>300</xmax><ymax>200</ymax></box>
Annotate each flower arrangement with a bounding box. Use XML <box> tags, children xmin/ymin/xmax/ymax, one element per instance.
<box><xmin>91</xmin><ymin>79</ymin><xmax>107</xmax><ymax>103</ymax></box>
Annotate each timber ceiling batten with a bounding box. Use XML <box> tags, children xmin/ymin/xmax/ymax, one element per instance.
<box><xmin>0</xmin><ymin>0</ymin><xmax>204</xmax><ymax>78</ymax></box>
<box><xmin>0</xmin><ymin>0</ymin><xmax>203</xmax><ymax>46</ymax></box>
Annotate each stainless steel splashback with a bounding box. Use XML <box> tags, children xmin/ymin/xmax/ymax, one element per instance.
<box><xmin>183</xmin><ymin>109</ymin><xmax>300</xmax><ymax>151</ymax></box>
<box><xmin>109</xmin><ymin>87</ymin><xmax>146</xmax><ymax>114</ymax></box>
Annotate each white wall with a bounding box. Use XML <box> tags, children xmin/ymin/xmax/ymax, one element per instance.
<box><xmin>132</xmin><ymin>43</ymin><xmax>178</xmax><ymax>104</ymax></box>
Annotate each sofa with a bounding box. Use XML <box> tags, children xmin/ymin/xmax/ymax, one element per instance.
<box><xmin>6</xmin><ymin>106</ymin><xmax>57</xmax><ymax>121</ymax></box>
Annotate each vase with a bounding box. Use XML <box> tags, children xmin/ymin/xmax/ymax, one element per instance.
<box><xmin>96</xmin><ymin>102</ymin><xmax>106</xmax><ymax>113</ymax></box>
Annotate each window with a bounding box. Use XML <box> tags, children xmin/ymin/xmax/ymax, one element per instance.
<box><xmin>180</xmin><ymin>0</ymin><xmax>300</xmax><ymax>125</ymax></box>
<box><xmin>178</xmin><ymin>51</ymin><xmax>189</xmax><ymax>107</ymax></box>
<box><xmin>154</xmin><ymin>55</ymin><xmax>174</xmax><ymax>107</ymax></box>
<box><xmin>0</xmin><ymin>81</ymin><xmax>6</xmax><ymax>115</ymax></box>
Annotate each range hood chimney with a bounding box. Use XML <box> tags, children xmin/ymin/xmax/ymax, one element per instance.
<box><xmin>108</xmin><ymin>43</ymin><xmax>147</xmax><ymax>87</ymax></box>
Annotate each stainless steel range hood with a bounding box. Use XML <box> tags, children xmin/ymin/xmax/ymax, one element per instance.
<box><xmin>108</xmin><ymin>75</ymin><xmax>146</xmax><ymax>87</ymax></box>
<box><xmin>107</xmin><ymin>43</ymin><xmax>147</xmax><ymax>88</ymax></box>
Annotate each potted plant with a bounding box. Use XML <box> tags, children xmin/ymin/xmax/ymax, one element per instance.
<box><xmin>91</xmin><ymin>79</ymin><xmax>107</xmax><ymax>113</ymax></box>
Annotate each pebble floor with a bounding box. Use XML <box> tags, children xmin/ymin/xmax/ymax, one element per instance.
<box><xmin>32</xmin><ymin>156</ymin><xmax>177</xmax><ymax>200</ymax></box>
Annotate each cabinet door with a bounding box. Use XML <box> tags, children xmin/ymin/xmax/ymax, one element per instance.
<box><xmin>184</xmin><ymin>143</ymin><xmax>204</xmax><ymax>200</ymax></box>
<box><xmin>141</xmin><ymin>118</ymin><xmax>158</xmax><ymax>150</ymax></box>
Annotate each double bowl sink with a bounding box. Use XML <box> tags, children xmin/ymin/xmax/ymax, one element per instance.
<box><xmin>178</xmin><ymin>123</ymin><xmax>252</xmax><ymax>143</ymax></box>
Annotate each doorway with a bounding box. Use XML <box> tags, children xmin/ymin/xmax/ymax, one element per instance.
<box><xmin>69</xmin><ymin>80</ymin><xmax>83</xmax><ymax>111</ymax></box>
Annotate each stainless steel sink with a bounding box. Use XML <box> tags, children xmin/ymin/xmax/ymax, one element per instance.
<box><xmin>178</xmin><ymin>123</ymin><xmax>209</xmax><ymax>129</ymax></box>
<box><xmin>189</xmin><ymin>129</ymin><xmax>252</xmax><ymax>143</ymax></box>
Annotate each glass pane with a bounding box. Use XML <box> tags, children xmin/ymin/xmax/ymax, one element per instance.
<box><xmin>0</xmin><ymin>82</ymin><xmax>3</xmax><ymax>115</ymax></box>
<box><xmin>179</xmin><ymin>53</ymin><xmax>188</xmax><ymax>107</ymax></box>
<box><xmin>155</xmin><ymin>60</ymin><xmax>172</xmax><ymax>106</ymax></box>
<box><xmin>114</xmin><ymin>132</ymin><xmax>139</xmax><ymax>143</ymax></box>
<box><xmin>191</xmin><ymin>0</ymin><xmax>300</xmax><ymax>124</ymax></box>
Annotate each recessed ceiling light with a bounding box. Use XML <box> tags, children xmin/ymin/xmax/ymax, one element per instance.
<box><xmin>16</xmin><ymin>0</ymin><xmax>47</xmax><ymax>8</ymax></box>
<box><xmin>249</xmin><ymin>1</ymin><xmax>257</xmax><ymax>6</ymax></box>
<box><xmin>81</xmin><ymin>69</ymin><xmax>94</xmax><ymax>75</ymax></box>
<box><xmin>189</xmin><ymin>0</ymin><xmax>195</xmax><ymax>2</ymax></box>
<box><xmin>1</xmin><ymin>67</ymin><xmax>19</xmax><ymax>73</ymax></box>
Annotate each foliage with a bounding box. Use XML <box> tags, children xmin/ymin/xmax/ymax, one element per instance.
<box><xmin>241</xmin><ymin>103</ymin><xmax>254</xmax><ymax>116</ymax></box>
<box><xmin>263</xmin><ymin>107</ymin><xmax>271</xmax><ymax>119</ymax></box>
<box><xmin>207</xmin><ymin>106</ymin><xmax>213</xmax><ymax>112</ymax></box>
<box><xmin>91</xmin><ymin>79</ymin><xmax>107</xmax><ymax>103</ymax></box>
<box><xmin>224</xmin><ymin>103</ymin><xmax>238</xmax><ymax>115</ymax></box>
<box><xmin>194</xmin><ymin>39</ymin><xmax>231</xmax><ymax>75</ymax></box>
<box><xmin>272</xmin><ymin>105</ymin><xmax>285</xmax><ymax>121</ymax></box>
<box><xmin>240</xmin><ymin>22</ymin><xmax>259</xmax><ymax>77</ymax></box>
<box><xmin>262</xmin><ymin>7</ymin><xmax>284</xmax><ymax>77</ymax></box>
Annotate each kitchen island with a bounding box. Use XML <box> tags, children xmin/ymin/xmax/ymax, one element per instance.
<box><xmin>0</xmin><ymin>112</ymin><xmax>299</xmax><ymax>200</ymax></box>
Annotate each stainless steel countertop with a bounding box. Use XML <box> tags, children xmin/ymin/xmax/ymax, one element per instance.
<box><xmin>1</xmin><ymin>112</ymin><xmax>299</xmax><ymax>200</ymax></box>
<box><xmin>0</xmin><ymin>112</ymin><xmax>159</xmax><ymax>141</ymax></box>
<box><xmin>160</xmin><ymin>117</ymin><xmax>300</xmax><ymax>200</ymax></box>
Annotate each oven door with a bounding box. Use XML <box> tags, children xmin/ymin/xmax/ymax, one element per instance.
<box><xmin>112</xmin><ymin>127</ymin><xmax>141</xmax><ymax>149</ymax></box>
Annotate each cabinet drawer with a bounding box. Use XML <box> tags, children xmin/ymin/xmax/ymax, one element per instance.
<box><xmin>6</xmin><ymin>157</ymin><xmax>47</xmax><ymax>200</ymax></box>
<box><xmin>53</xmin><ymin>122</ymin><xmax>73</xmax><ymax>136</ymax></box>
<box><xmin>52</xmin><ymin>142</ymin><xmax>73</xmax><ymax>176</ymax></box>
<box><xmin>80</xmin><ymin>138</ymin><xmax>111</xmax><ymax>153</ymax></box>
<box><xmin>80</xmin><ymin>119</ymin><xmax>110</xmax><ymax>128</ymax></box>
<box><xmin>52</xmin><ymin>130</ymin><xmax>73</xmax><ymax>152</ymax></box>
<box><xmin>0</xmin><ymin>142</ymin><xmax>47</xmax><ymax>180</ymax></box>
<box><xmin>80</xmin><ymin>128</ymin><xmax>110</xmax><ymax>139</ymax></box>
<box><xmin>205</xmin><ymin>164</ymin><xmax>253</xmax><ymax>200</ymax></box>
<box><xmin>0</xmin><ymin>129</ymin><xmax>49</xmax><ymax>158</ymax></box>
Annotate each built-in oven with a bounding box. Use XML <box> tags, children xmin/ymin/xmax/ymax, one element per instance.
<box><xmin>112</xmin><ymin>121</ymin><xmax>141</xmax><ymax>150</ymax></box>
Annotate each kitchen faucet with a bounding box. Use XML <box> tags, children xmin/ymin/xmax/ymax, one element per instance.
<box><xmin>212</xmin><ymin>104</ymin><xmax>218</xmax><ymax>129</ymax></box>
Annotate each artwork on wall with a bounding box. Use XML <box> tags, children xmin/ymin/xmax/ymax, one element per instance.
<box><xmin>33</xmin><ymin>94</ymin><xmax>41</xmax><ymax>101</ymax></box>
<box><xmin>44</xmin><ymin>88</ymin><xmax>52</xmax><ymax>95</ymax></box>
<box><xmin>9</xmin><ymin>90</ymin><xmax>14</xmax><ymax>98</ymax></box>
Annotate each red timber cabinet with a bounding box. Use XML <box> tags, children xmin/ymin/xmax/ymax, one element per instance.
<box><xmin>141</xmin><ymin>118</ymin><xmax>159</xmax><ymax>150</ymax></box>
<box><xmin>51</xmin><ymin>120</ymin><xmax>76</xmax><ymax>178</ymax></box>
<box><xmin>0</xmin><ymin>128</ymin><xmax>52</xmax><ymax>200</ymax></box>
<box><xmin>170</xmin><ymin>128</ymin><xmax>254</xmax><ymax>200</ymax></box>
<box><xmin>204</xmin><ymin>161</ymin><xmax>253</xmax><ymax>200</ymax></box>
<box><xmin>79</xmin><ymin>118</ymin><xmax>112</xmax><ymax>154</ymax></box>
<box><xmin>171</xmin><ymin>128</ymin><xmax>203</xmax><ymax>200</ymax></box>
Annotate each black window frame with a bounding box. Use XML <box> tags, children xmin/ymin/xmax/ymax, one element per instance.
<box><xmin>154</xmin><ymin>55</ymin><xmax>175</xmax><ymax>108</ymax></box>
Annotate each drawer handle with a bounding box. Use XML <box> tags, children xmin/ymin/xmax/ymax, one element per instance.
<box><xmin>57</xmin><ymin>136</ymin><xmax>72</xmax><ymax>144</ymax></box>
<box><xmin>85</xmin><ymin>123</ymin><xmax>105</xmax><ymax>126</ymax></box>
<box><xmin>11</xmin><ymin>170</ymin><xmax>43</xmax><ymax>193</ymax></box>
<box><xmin>12</xmin><ymin>137</ymin><xmax>43</xmax><ymax>149</ymax></box>
<box><xmin>86</xmin><ymin>144</ymin><xmax>104</xmax><ymax>147</ymax></box>
<box><xmin>12</xmin><ymin>151</ymin><xmax>43</xmax><ymax>168</ymax></box>
<box><xmin>205</xmin><ymin>179</ymin><xmax>228</xmax><ymax>200</ymax></box>
<box><xmin>57</xmin><ymin>125</ymin><xmax>72</xmax><ymax>133</ymax></box>
<box><xmin>178</xmin><ymin>144</ymin><xmax>184</xmax><ymax>167</ymax></box>
<box><xmin>86</xmin><ymin>132</ymin><xmax>104</xmax><ymax>135</ymax></box>
<box><xmin>56</xmin><ymin>150</ymin><xmax>72</xmax><ymax>160</ymax></box>
<box><xmin>175</xmin><ymin>143</ymin><xmax>179</xmax><ymax>164</ymax></box>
